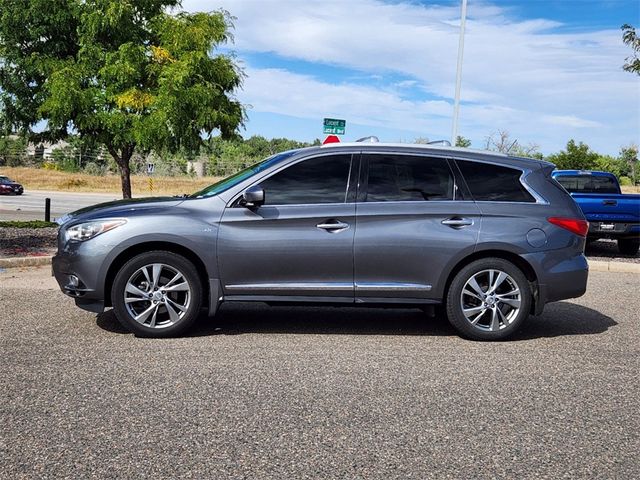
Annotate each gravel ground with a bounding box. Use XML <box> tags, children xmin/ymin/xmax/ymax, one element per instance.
<box><xmin>0</xmin><ymin>227</ymin><xmax>57</xmax><ymax>258</ymax></box>
<box><xmin>0</xmin><ymin>267</ymin><xmax>638</xmax><ymax>479</ymax></box>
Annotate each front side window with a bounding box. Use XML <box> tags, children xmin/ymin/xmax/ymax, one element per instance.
<box><xmin>456</xmin><ymin>160</ymin><xmax>535</xmax><ymax>202</ymax></box>
<box><xmin>191</xmin><ymin>150</ymin><xmax>299</xmax><ymax>198</ymax></box>
<box><xmin>259</xmin><ymin>154</ymin><xmax>352</xmax><ymax>205</ymax></box>
<box><xmin>365</xmin><ymin>154</ymin><xmax>454</xmax><ymax>202</ymax></box>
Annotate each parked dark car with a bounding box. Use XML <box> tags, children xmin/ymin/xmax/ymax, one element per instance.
<box><xmin>551</xmin><ymin>170</ymin><xmax>640</xmax><ymax>254</ymax></box>
<box><xmin>0</xmin><ymin>175</ymin><xmax>24</xmax><ymax>195</ymax></box>
<box><xmin>53</xmin><ymin>143</ymin><xmax>589</xmax><ymax>340</ymax></box>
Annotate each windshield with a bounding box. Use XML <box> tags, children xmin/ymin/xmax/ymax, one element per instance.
<box><xmin>555</xmin><ymin>175</ymin><xmax>619</xmax><ymax>194</ymax></box>
<box><xmin>190</xmin><ymin>150</ymin><xmax>300</xmax><ymax>198</ymax></box>
<box><xmin>0</xmin><ymin>177</ymin><xmax>12</xmax><ymax>184</ymax></box>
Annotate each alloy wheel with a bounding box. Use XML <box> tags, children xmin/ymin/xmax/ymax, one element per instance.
<box><xmin>123</xmin><ymin>263</ymin><xmax>191</xmax><ymax>329</ymax></box>
<box><xmin>459</xmin><ymin>269</ymin><xmax>522</xmax><ymax>332</ymax></box>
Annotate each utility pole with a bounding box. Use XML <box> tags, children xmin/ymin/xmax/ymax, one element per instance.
<box><xmin>451</xmin><ymin>0</ymin><xmax>468</xmax><ymax>145</ymax></box>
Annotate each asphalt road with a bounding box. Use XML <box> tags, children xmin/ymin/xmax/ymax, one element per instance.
<box><xmin>0</xmin><ymin>190</ymin><xmax>120</xmax><ymax>221</ymax></box>
<box><xmin>1</xmin><ymin>267</ymin><xmax>638</xmax><ymax>479</ymax></box>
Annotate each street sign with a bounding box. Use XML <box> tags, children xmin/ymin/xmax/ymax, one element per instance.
<box><xmin>323</xmin><ymin>118</ymin><xmax>346</xmax><ymax>135</ymax></box>
<box><xmin>322</xmin><ymin>135</ymin><xmax>341</xmax><ymax>145</ymax></box>
<box><xmin>147</xmin><ymin>163</ymin><xmax>155</xmax><ymax>175</ymax></box>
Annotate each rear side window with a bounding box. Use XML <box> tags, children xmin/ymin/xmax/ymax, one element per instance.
<box><xmin>259</xmin><ymin>154</ymin><xmax>352</xmax><ymax>205</ymax></box>
<box><xmin>456</xmin><ymin>160</ymin><xmax>535</xmax><ymax>202</ymax></box>
<box><xmin>554</xmin><ymin>175</ymin><xmax>619</xmax><ymax>194</ymax></box>
<box><xmin>365</xmin><ymin>154</ymin><xmax>454</xmax><ymax>202</ymax></box>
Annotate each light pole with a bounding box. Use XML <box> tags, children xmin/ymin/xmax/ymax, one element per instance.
<box><xmin>451</xmin><ymin>0</ymin><xmax>468</xmax><ymax>145</ymax></box>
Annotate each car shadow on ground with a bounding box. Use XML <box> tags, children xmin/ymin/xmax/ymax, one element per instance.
<box><xmin>96</xmin><ymin>301</ymin><xmax>617</xmax><ymax>341</ymax></box>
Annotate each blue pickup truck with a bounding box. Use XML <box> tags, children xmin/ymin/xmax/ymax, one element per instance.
<box><xmin>551</xmin><ymin>170</ymin><xmax>640</xmax><ymax>254</ymax></box>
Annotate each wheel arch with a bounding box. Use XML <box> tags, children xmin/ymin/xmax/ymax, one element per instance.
<box><xmin>103</xmin><ymin>241</ymin><xmax>210</xmax><ymax>309</ymax></box>
<box><xmin>442</xmin><ymin>249</ymin><xmax>539</xmax><ymax>314</ymax></box>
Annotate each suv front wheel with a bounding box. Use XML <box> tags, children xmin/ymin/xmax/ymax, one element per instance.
<box><xmin>111</xmin><ymin>251</ymin><xmax>203</xmax><ymax>337</ymax></box>
<box><xmin>446</xmin><ymin>258</ymin><xmax>532</xmax><ymax>341</ymax></box>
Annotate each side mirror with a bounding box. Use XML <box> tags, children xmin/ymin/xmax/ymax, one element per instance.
<box><xmin>241</xmin><ymin>185</ymin><xmax>265</xmax><ymax>208</ymax></box>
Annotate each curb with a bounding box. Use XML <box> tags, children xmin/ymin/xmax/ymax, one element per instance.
<box><xmin>1</xmin><ymin>255</ymin><xmax>638</xmax><ymax>273</ymax></box>
<box><xmin>0</xmin><ymin>255</ymin><xmax>53</xmax><ymax>268</ymax></box>
<box><xmin>588</xmin><ymin>260</ymin><xmax>640</xmax><ymax>274</ymax></box>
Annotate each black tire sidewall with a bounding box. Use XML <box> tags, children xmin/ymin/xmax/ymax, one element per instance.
<box><xmin>618</xmin><ymin>238</ymin><xmax>640</xmax><ymax>255</ymax></box>
<box><xmin>446</xmin><ymin>258</ymin><xmax>532</xmax><ymax>341</ymax></box>
<box><xmin>111</xmin><ymin>251</ymin><xmax>203</xmax><ymax>337</ymax></box>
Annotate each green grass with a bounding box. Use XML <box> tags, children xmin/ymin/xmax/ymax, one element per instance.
<box><xmin>0</xmin><ymin>220</ymin><xmax>58</xmax><ymax>228</ymax></box>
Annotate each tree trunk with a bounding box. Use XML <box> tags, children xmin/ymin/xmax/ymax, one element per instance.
<box><xmin>119</xmin><ymin>159</ymin><xmax>132</xmax><ymax>199</ymax></box>
<box><xmin>107</xmin><ymin>144</ymin><xmax>134</xmax><ymax>199</ymax></box>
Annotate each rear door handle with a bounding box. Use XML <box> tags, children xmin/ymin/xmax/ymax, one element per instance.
<box><xmin>317</xmin><ymin>219</ymin><xmax>350</xmax><ymax>232</ymax></box>
<box><xmin>442</xmin><ymin>217</ymin><xmax>473</xmax><ymax>228</ymax></box>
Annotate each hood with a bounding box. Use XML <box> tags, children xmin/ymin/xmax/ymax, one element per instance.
<box><xmin>57</xmin><ymin>196</ymin><xmax>184</xmax><ymax>225</ymax></box>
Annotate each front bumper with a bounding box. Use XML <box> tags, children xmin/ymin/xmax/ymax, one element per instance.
<box><xmin>52</xmin><ymin>238</ymin><xmax>114</xmax><ymax>314</ymax></box>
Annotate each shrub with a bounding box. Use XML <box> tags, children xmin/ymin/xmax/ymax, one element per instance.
<box><xmin>58</xmin><ymin>178</ymin><xmax>88</xmax><ymax>189</ymax></box>
<box><xmin>619</xmin><ymin>176</ymin><xmax>633</xmax><ymax>186</ymax></box>
<box><xmin>83</xmin><ymin>162</ymin><xmax>106</xmax><ymax>176</ymax></box>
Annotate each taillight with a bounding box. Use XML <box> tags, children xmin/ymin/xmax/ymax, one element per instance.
<box><xmin>548</xmin><ymin>217</ymin><xmax>589</xmax><ymax>237</ymax></box>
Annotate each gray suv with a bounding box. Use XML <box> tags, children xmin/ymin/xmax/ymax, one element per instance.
<box><xmin>53</xmin><ymin>143</ymin><xmax>589</xmax><ymax>340</ymax></box>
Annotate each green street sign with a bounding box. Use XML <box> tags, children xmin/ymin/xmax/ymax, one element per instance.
<box><xmin>323</xmin><ymin>118</ymin><xmax>346</xmax><ymax>135</ymax></box>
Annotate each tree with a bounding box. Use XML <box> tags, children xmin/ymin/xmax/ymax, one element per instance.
<box><xmin>622</xmin><ymin>24</ymin><xmax>640</xmax><ymax>75</ymax></box>
<box><xmin>547</xmin><ymin>140</ymin><xmax>601</xmax><ymax>170</ymax></box>
<box><xmin>484</xmin><ymin>130</ymin><xmax>541</xmax><ymax>158</ymax></box>
<box><xmin>455</xmin><ymin>135</ymin><xmax>471</xmax><ymax>148</ymax></box>
<box><xmin>0</xmin><ymin>1</ymin><xmax>244</xmax><ymax>198</ymax></box>
<box><xmin>0</xmin><ymin>136</ymin><xmax>27</xmax><ymax>166</ymax></box>
<box><xmin>620</xmin><ymin>144</ymin><xmax>639</xmax><ymax>184</ymax></box>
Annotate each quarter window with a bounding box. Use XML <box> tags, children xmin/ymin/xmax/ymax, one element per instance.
<box><xmin>259</xmin><ymin>154</ymin><xmax>352</xmax><ymax>205</ymax></box>
<box><xmin>365</xmin><ymin>154</ymin><xmax>455</xmax><ymax>202</ymax></box>
<box><xmin>456</xmin><ymin>160</ymin><xmax>535</xmax><ymax>202</ymax></box>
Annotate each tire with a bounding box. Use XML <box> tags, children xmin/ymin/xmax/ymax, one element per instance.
<box><xmin>446</xmin><ymin>258</ymin><xmax>532</xmax><ymax>341</ymax></box>
<box><xmin>618</xmin><ymin>238</ymin><xmax>640</xmax><ymax>255</ymax></box>
<box><xmin>111</xmin><ymin>251</ymin><xmax>203</xmax><ymax>337</ymax></box>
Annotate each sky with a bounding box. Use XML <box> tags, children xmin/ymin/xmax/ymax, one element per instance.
<box><xmin>181</xmin><ymin>0</ymin><xmax>640</xmax><ymax>155</ymax></box>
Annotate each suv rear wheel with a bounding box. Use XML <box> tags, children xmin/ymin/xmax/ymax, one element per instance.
<box><xmin>446</xmin><ymin>258</ymin><xmax>532</xmax><ymax>341</ymax></box>
<box><xmin>111</xmin><ymin>251</ymin><xmax>203</xmax><ymax>337</ymax></box>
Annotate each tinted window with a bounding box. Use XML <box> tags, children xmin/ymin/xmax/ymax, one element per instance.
<box><xmin>456</xmin><ymin>160</ymin><xmax>535</xmax><ymax>202</ymax></box>
<box><xmin>259</xmin><ymin>154</ymin><xmax>352</xmax><ymax>205</ymax></box>
<box><xmin>554</xmin><ymin>175</ymin><xmax>619</xmax><ymax>194</ymax></box>
<box><xmin>191</xmin><ymin>150</ymin><xmax>299</xmax><ymax>198</ymax></box>
<box><xmin>365</xmin><ymin>154</ymin><xmax>454</xmax><ymax>202</ymax></box>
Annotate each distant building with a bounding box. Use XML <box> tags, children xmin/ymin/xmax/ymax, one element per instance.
<box><xmin>26</xmin><ymin>140</ymin><xmax>70</xmax><ymax>159</ymax></box>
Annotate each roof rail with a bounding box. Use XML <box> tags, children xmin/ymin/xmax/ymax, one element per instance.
<box><xmin>427</xmin><ymin>140</ymin><xmax>451</xmax><ymax>146</ymax></box>
<box><xmin>355</xmin><ymin>136</ymin><xmax>379</xmax><ymax>143</ymax></box>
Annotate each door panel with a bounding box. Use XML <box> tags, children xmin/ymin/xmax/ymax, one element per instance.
<box><xmin>354</xmin><ymin>153</ymin><xmax>481</xmax><ymax>301</ymax></box>
<box><xmin>354</xmin><ymin>201</ymin><xmax>481</xmax><ymax>300</ymax></box>
<box><xmin>218</xmin><ymin>204</ymin><xmax>355</xmax><ymax>298</ymax></box>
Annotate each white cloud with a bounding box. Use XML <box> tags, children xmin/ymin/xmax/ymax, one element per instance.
<box><xmin>542</xmin><ymin>115</ymin><xmax>603</xmax><ymax>128</ymax></box>
<box><xmin>182</xmin><ymin>0</ymin><xmax>640</xmax><ymax>153</ymax></box>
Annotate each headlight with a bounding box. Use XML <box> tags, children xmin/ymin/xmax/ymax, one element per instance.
<box><xmin>66</xmin><ymin>219</ymin><xmax>126</xmax><ymax>242</ymax></box>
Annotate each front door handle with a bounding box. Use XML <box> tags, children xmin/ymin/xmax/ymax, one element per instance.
<box><xmin>317</xmin><ymin>219</ymin><xmax>350</xmax><ymax>232</ymax></box>
<box><xmin>442</xmin><ymin>217</ymin><xmax>473</xmax><ymax>228</ymax></box>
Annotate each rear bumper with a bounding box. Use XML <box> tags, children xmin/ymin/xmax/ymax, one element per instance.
<box><xmin>587</xmin><ymin>221</ymin><xmax>640</xmax><ymax>239</ymax></box>
<box><xmin>521</xmin><ymin>251</ymin><xmax>589</xmax><ymax>314</ymax></box>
